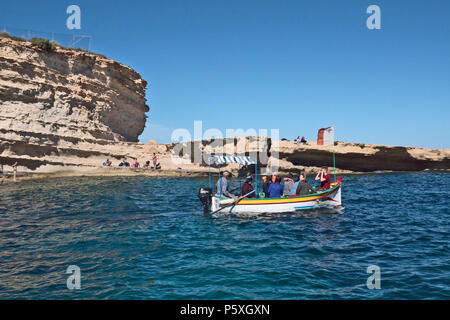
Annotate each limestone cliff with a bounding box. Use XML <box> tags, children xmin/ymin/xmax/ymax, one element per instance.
<box><xmin>167</xmin><ymin>137</ymin><xmax>450</xmax><ymax>174</ymax></box>
<box><xmin>0</xmin><ymin>37</ymin><xmax>150</xmax><ymax>170</ymax></box>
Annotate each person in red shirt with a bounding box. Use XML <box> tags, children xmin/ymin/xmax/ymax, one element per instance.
<box><xmin>152</xmin><ymin>153</ymin><xmax>157</xmax><ymax>168</ymax></box>
<box><xmin>241</xmin><ymin>176</ymin><xmax>256</xmax><ymax>198</ymax></box>
<box><xmin>315</xmin><ymin>167</ymin><xmax>331</xmax><ymax>190</ymax></box>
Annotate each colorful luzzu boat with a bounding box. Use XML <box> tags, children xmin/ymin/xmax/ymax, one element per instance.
<box><xmin>211</xmin><ymin>180</ymin><xmax>341</xmax><ymax>214</ymax></box>
<box><xmin>198</xmin><ymin>155</ymin><xmax>342</xmax><ymax>214</ymax></box>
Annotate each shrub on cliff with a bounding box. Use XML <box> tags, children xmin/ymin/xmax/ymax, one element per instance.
<box><xmin>30</xmin><ymin>37</ymin><xmax>56</xmax><ymax>51</ymax></box>
<box><xmin>0</xmin><ymin>31</ymin><xmax>26</xmax><ymax>42</ymax></box>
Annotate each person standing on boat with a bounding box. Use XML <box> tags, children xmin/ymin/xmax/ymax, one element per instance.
<box><xmin>315</xmin><ymin>167</ymin><xmax>331</xmax><ymax>190</ymax></box>
<box><xmin>267</xmin><ymin>176</ymin><xmax>284</xmax><ymax>198</ymax></box>
<box><xmin>241</xmin><ymin>176</ymin><xmax>255</xmax><ymax>198</ymax></box>
<box><xmin>295</xmin><ymin>172</ymin><xmax>314</xmax><ymax>195</ymax></box>
<box><xmin>216</xmin><ymin>171</ymin><xmax>235</xmax><ymax>198</ymax></box>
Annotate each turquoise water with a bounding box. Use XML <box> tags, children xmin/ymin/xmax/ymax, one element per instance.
<box><xmin>0</xmin><ymin>172</ymin><xmax>449</xmax><ymax>299</ymax></box>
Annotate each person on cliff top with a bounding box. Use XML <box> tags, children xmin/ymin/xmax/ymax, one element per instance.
<box><xmin>283</xmin><ymin>173</ymin><xmax>295</xmax><ymax>196</ymax></box>
<box><xmin>315</xmin><ymin>167</ymin><xmax>331</xmax><ymax>191</ymax></box>
<box><xmin>216</xmin><ymin>171</ymin><xmax>235</xmax><ymax>198</ymax></box>
<box><xmin>267</xmin><ymin>175</ymin><xmax>284</xmax><ymax>198</ymax></box>
<box><xmin>295</xmin><ymin>172</ymin><xmax>314</xmax><ymax>196</ymax></box>
<box><xmin>241</xmin><ymin>176</ymin><xmax>255</xmax><ymax>198</ymax></box>
<box><xmin>262</xmin><ymin>175</ymin><xmax>271</xmax><ymax>198</ymax></box>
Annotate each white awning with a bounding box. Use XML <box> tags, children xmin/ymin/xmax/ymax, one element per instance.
<box><xmin>210</xmin><ymin>155</ymin><xmax>256</xmax><ymax>165</ymax></box>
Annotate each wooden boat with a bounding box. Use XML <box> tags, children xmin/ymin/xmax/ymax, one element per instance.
<box><xmin>211</xmin><ymin>179</ymin><xmax>341</xmax><ymax>214</ymax></box>
<box><xmin>198</xmin><ymin>155</ymin><xmax>342</xmax><ymax>214</ymax></box>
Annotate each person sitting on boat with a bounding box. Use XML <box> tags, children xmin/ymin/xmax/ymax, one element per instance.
<box><xmin>241</xmin><ymin>176</ymin><xmax>255</xmax><ymax>198</ymax></box>
<box><xmin>262</xmin><ymin>175</ymin><xmax>271</xmax><ymax>197</ymax></box>
<box><xmin>216</xmin><ymin>171</ymin><xmax>235</xmax><ymax>198</ymax></box>
<box><xmin>315</xmin><ymin>167</ymin><xmax>331</xmax><ymax>190</ymax></box>
<box><xmin>296</xmin><ymin>171</ymin><xmax>314</xmax><ymax>195</ymax></box>
<box><xmin>283</xmin><ymin>173</ymin><xmax>295</xmax><ymax>196</ymax></box>
<box><xmin>267</xmin><ymin>175</ymin><xmax>284</xmax><ymax>198</ymax></box>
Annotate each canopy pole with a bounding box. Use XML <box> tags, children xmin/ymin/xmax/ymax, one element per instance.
<box><xmin>333</xmin><ymin>147</ymin><xmax>337</xmax><ymax>182</ymax></box>
<box><xmin>218</xmin><ymin>163</ymin><xmax>221</xmax><ymax>199</ymax></box>
<box><xmin>255</xmin><ymin>159</ymin><xmax>258</xmax><ymax>197</ymax></box>
<box><xmin>208</xmin><ymin>157</ymin><xmax>212</xmax><ymax>190</ymax></box>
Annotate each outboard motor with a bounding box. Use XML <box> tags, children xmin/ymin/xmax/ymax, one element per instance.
<box><xmin>198</xmin><ymin>187</ymin><xmax>212</xmax><ymax>213</ymax></box>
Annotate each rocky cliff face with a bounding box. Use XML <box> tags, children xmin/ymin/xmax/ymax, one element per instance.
<box><xmin>167</xmin><ymin>137</ymin><xmax>450</xmax><ymax>174</ymax></box>
<box><xmin>0</xmin><ymin>37</ymin><xmax>150</xmax><ymax>170</ymax></box>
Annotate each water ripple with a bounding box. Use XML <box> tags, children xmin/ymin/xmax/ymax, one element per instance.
<box><xmin>0</xmin><ymin>173</ymin><xmax>449</xmax><ymax>299</ymax></box>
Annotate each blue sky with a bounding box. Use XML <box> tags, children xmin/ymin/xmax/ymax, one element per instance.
<box><xmin>1</xmin><ymin>0</ymin><xmax>449</xmax><ymax>148</ymax></box>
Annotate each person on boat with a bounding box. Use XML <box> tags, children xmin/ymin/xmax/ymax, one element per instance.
<box><xmin>241</xmin><ymin>176</ymin><xmax>255</xmax><ymax>198</ymax></box>
<box><xmin>283</xmin><ymin>173</ymin><xmax>295</xmax><ymax>196</ymax></box>
<box><xmin>262</xmin><ymin>175</ymin><xmax>271</xmax><ymax>198</ymax></box>
<box><xmin>216</xmin><ymin>171</ymin><xmax>235</xmax><ymax>198</ymax></box>
<box><xmin>315</xmin><ymin>167</ymin><xmax>331</xmax><ymax>191</ymax></box>
<box><xmin>295</xmin><ymin>172</ymin><xmax>314</xmax><ymax>195</ymax></box>
<box><xmin>267</xmin><ymin>176</ymin><xmax>284</xmax><ymax>198</ymax></box>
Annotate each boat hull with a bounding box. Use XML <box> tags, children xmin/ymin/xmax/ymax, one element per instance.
<box><xmin>211</xmin><ymin>183</ymin><xmax>342</xmax><ymax>214</ymax></box>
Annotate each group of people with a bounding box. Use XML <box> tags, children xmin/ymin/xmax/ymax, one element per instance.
<box><xmin>103</xmin><ymin>153</ymin><xmax>161</xmax><ymax>169</ymax></box>
<box><xmin>296</xmin><ymin>136</ymin><xmax>307</xmax><ymax>145</ymax></box>
<box><xmin>216</xmin><ymin>167</ymin><xmax>332</xmax><ymax>199</ymax></box>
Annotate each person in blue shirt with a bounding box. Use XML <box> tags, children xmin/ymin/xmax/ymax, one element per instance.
<box><xmin>290</xmin><ymin>175</ymin><xmax>300</xmax><ymax>195</ymax></box>
<box><xmin>268</xmin><ymin>175</ymin><xmax>284</xmax><ymax>198</ymax></box>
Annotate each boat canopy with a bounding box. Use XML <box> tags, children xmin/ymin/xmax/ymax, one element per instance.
<box><xmin>208</xmin><ymin>155</ymin><xmax>258</xmax><ymax>197</ymax></box>
<box><xmin>209</xmin><ymin>155</ymin><xmax>256</xmax><ymax>165</ymax></box>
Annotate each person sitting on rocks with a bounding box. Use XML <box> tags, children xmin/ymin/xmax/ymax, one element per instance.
<box><xmin>131</xmin><ymin>159</ymin><xmax>140</xmax><ymax>168</ymax></box>
<box><xmin>103</xmin><ymin>159</ymin><xmax>112</xmax><ymax>167</ymax></box>
<box><xmin>143</xmin><ymin>161</ymin><xmax>150</xmax><ymax>168</ymax></box>
<box><xmin>119</xmin><ymin>159</ymin><xmax>130</xmax><ymax>167</ymax></box>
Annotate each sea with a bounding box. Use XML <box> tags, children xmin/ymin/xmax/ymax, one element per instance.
<box><xmin>0</xmin><ymin>172</ymin><xmax>448</xmax><ymax>299</ymax></box>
